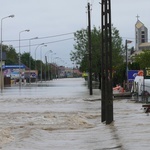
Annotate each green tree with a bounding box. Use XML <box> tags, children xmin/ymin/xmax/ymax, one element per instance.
<box><xmin>2</xmin><ymin>44</ymin><xmax>18</xmax><ymax>65</ymax></box>
<box><xmin>134</xmin><ymin>50</ymin><xmax>150</xmax><ymax>69</ymax></box>
<box><xmin>21</xmin><ymin>52</ymin><xmax>36</xmax><ymax>70</ymax></box>
<box><xmin>21</xmin><ymin>52</ymin><xmax>30</xmax><ymax>68</ymax></box>
<box><xmin>70</xmin><ymin>28</ymin><xmax>88</xmax><ymax>71</ymax></box>
<box><xmin>111</xmin><ymin>27</ymin><xmax>124</xmax><ymax>67</ymax></box>
<box><xmin>70</xmin><ymin>26</ymin><xmax>124</xmax><ymax>78</ymax></box>
<box><xmin>36</xmin><ymin>60</ymin><xmax>43</xmax><ymax>78</ymax></box>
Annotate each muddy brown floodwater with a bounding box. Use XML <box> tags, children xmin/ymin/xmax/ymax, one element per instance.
<box><xmin>0</xmin><ymin>78</ymin><xmax>150</xmax><ymax>150</ymax></box>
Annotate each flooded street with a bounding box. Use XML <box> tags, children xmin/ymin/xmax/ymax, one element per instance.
<box><xmin>0</xmin><ymin>78</ymin><xmax>150</xmax><ymax>150</ymax></box>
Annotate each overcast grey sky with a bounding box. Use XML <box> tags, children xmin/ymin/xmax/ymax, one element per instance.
<box><xmin>0</xmin><ymin>0</ymin><xmax>150</xmax><ymax>67</ymax></box>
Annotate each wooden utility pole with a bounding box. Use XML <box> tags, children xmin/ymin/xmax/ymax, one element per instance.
<box><xmin>101</xmin><ymin>0</ymin><xmax>113</xmax><ymax>124</ymax></box>
<box><xmin>88</xmin><ymin>2</ymin><xmax>93</xmax><ymax>95</ymax></box>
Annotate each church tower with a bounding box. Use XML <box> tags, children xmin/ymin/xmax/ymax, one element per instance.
<box><xmin>135</xmin><ymin>17</ymin><xmax>148</xmax><ymax>50</ymax></box>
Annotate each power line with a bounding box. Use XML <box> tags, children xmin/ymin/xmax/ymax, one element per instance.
<box><xmin>3</xmin><ymin>32</ymin><xmax>75</xmax><ymax>42</ymax></box>
<box><xmin>14</xmin><ymin>37</ymin><xmax>74</xmax><ymax>49</ymax></box>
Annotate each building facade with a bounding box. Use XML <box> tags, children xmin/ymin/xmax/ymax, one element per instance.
<box><xmin>135</xmin><ymin>19</ymin><xmax>148</xmax><ymax>51</ymax></box>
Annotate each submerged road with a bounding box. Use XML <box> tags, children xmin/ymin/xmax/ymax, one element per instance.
<box><xmin>0</xmin><ymin>78</ymin><xmax>149</xmax><ymax>150</ymax></box>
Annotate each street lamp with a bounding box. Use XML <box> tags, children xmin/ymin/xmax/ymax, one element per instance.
<box><xmin>55</xmin><ymin>57</ymin><xmax>60</xmax><ymax>79</ymax></box>
<box><xmin>29</xmin><ymin>37</ymin><xmax>38</xmax><ymax>84</ymax></box>
<box><xmin>51</xmin><ymin>53</ymin><xmax>56</xmax><ymax>80</ymax></box>
<box><xmin>40</xmin><ymin>45</ymin><xmax>47</xmax><ymax>82</ymax></box>
<box><xmin>19</xmin><ymin>29</ymin><xmax>30</xmax><ymax>87</ymax></box>
<box><xmin>34</xmin><ymin>43</ymin><xmax>44</xmax><ymax>68</ymax></box>
<box><xmin>45</xmin><ymin>50</ymin><xmax>52</xmax><ymax>81</ymax></box>
<box><xmin>125</xmin><ymin>39</ymin><xmax>132</xmax><ymax>90</ymax></box>
<box><xmin>34</xmin><ymin>43</ymin><xmax>45</xmax><ymax>82</ymax></box>
<box><xmin>0</xmin><ymin>14</ymin><xmax>14</xmax><ymax>92</ymax></box>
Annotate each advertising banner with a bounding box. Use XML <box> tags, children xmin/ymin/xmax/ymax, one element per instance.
<box><xmin>128</xmin><ymin>70</ymin><xmax>144</xmax><ymax>81</ymax></box>
<box><xmin>128</xmin><ymin>70</ymin><xmax>139</xmax><ymax>81</ymax></box>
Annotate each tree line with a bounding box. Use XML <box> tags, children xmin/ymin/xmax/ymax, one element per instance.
<box><xmin>70</xmin><ymin>25</ymin><xmax>150</xmax><ymax>86</ymax></box>
<box><xmin>2</xmin><ymin>44</ymin><xmax>50</xmax><ymax>79</ymax></box>
<box><xmin>2</xmin><ymin>25</ymin><xmax>150</xmax><ymax>84</ymax></box>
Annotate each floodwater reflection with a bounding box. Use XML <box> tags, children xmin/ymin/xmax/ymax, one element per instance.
<box><xmin>2</xmin><ymin>78</ymin><xmax>94</xmax><ymax>98</ymax></box>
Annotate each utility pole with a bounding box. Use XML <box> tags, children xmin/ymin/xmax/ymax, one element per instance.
<box><xmin>125</xmin><ymin>39</ymin><xmax>132</xmax><ymax>90</ymax></box>
<box><xmin>88</xmin><ymin>2</ymin><xmax>93</xmax><ymax>95</ymax></box>
<box><xmin>125</xmin><ymin>40</ymin><xmax>128</xmax><ymax>89</ymax></box>
<box><xmin>101</xmin><ymin>0</ymin><xmax>113</xmax><ymax>124</ymax></box>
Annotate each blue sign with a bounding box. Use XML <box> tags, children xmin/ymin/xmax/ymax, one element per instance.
<box><xmin>128</xmin><ymin>70</ymin><xmax>139</xmax><ymax>81</ymax></box>
<box><xmin>31</xmin><ymin>73</ymin><xmax>36</xmax><ymax>78</ymax></box>
<box><xmin>2</xmin><ymin>65</ymin><xmax>25</xmax><ymax>69</ymax></box>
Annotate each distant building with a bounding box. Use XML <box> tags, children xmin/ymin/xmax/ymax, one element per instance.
<box><xmin>135</xmin><ymin>19</ymin><xmax>148</xmax><ymax>50</ymax></box>
<box><xmin>129</xmin><ymin>17</ymin><xmax>150</xmax><ymax>62</ymax></box>
<box><xmin>139</xmin><ymin>42</ymin><xmax>150</xmax><ymax>50</ymax></box>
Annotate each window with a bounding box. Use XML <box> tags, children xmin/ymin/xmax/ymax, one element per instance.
<box><xmin>141</xmin><ymin>31</ymin><xmax>145</xmax><ymax>34</ymax></box>
<box><xmin>141</xmin><ymin>35</ymin><xmax>145</xmax><ymax>38</ymax></box>
<box><xmin>141</xmin><ymin>39</ymin><xmax>145</xmax><ymax>43</ymax></box>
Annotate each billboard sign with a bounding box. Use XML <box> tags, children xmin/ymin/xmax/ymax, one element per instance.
<box><xmin>144</xmin><ymin>67</ymin><xmax>150</xmax><ymax>79</ymax></box>
<box><xmin>128</xmin><ymin>70</ymin><xmax>139</xmax><ymax>81</ymax></box>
